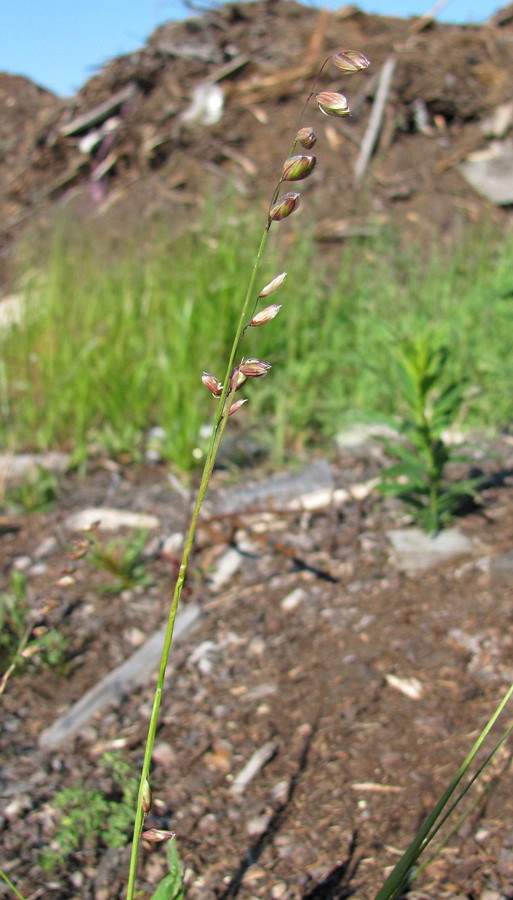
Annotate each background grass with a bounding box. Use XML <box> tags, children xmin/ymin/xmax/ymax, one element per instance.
<box><xmin>1</xmin><ymin>200</ymin><xmax>512</xmax><ymax>470</ymax></box>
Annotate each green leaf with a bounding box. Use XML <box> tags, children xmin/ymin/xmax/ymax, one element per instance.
<box><xmin>150</xmin><ymin>839</ymin><xmax>185</xmax><ymax>900</ymax></box>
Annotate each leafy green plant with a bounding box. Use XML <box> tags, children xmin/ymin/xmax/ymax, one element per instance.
<box><xmin>0</xmin><ymin>572</ymin><xmax>29</xmax><ymax>677</ymax></box>
<box><xmin>377</xmin><ymin>334</ymin><xmax>479</xmax><ymax>532</ymax></box>
<box><xmin>4</xmin><ymin>465</ymin><xmax>57</xmax><ymax>513</ymax></box>
<box><xmin>38</xmin><ymin>752</ymin><xmax>138</xmax><ymax>872</ymax></box>
<box><xmin>0</xmin><ymin>572</ymin><xmax>69</xmax><ymax>692</ymax></box>
<box><xmin>87</xmin><ymin>529</ymin><xmax>152</xmax><ymax>593</ymax></box>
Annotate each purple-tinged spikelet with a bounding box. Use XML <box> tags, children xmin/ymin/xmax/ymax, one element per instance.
<box><xmin>281</xmin><ymin>155</ymin><xmax>317</xmax><ymax>182</ymax></box>
<box><xmin>331</xmin><ymin>50</ymin><xmax>370</xmax><ymax>73</ymax></box>
<box><xmin>316</xmin><ymin>91</ymin><xmax>350</xmax><ymax>118</ymax></box>
<box><xmin>296</xmin><ymin>126</ymin><xmax>317</xmax><ymax>149</ymax></box>
<box><xmin>269</xmin><ymin>192</ymin><xmax>300</xmax><ymax>221</ymax></box>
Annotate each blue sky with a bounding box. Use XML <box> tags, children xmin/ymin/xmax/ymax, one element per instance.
<box><xmin>2</xmin><ymin>0</ymin><xmax>504</xmax><ymax>97</ymax></box>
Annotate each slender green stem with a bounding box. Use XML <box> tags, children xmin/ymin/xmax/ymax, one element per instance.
<box><xmin>126</xmin><ymin>214</ymin><xmax>274</xmax><ymax>900</ymax></box>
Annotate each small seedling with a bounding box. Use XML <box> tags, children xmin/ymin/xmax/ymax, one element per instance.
<box><xmin>38</xmin><ymin>752</ymin><xmax>138</xmax><ymax>872</ymax></box>
<box><xmin>0</xmin><ymin>571</ymin><xmax>28</xmax><ymax>675</ymax></box>
<box><xmin>377</xmin><ymin>334</ymin><xmax>479</xmax><ymax>533</ymax></box>
<box><xmin>4</xmin><ymin>465</ymin><xmax>57</xmax><ymax>513</ymax></box>
<box><xmin>150</xmin><ymin>839</ymin><xmax>185</xmax><ymax>900</ymax></box>
<box><xmin>87</xmin><ymin>529</ymin><xmax>153</xmax><ymax>593</ymax></box>
<box><xmin>0</xmin><ymin>572</ymin><xmax>69</xmax><ymax>691</ymax></box>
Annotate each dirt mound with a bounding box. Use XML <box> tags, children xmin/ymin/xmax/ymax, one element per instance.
<box><xmin>2</xmin><ymin>0</ymin><xmax>513</xmax><ymax>285</ymax></box>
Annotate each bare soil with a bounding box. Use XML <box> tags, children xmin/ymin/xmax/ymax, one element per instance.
<box><xmin>2</xmin><ymin>435</ymin><xmax>513</xmax><ymax>898</ymax></box>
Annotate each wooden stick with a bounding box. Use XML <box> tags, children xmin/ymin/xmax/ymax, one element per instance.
<box><xmin>354</xmin><ymin>54</ymin><xmax>397</xmax><ymax>187</ymax></box>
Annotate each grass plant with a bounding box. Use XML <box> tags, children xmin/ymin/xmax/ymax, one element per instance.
<box><xmin>0</xmin><ymin>572</ymin><xmax>68</xmax><ymax>692</ymax></box>
<box><xmin>2</xmin><ymin>213</ymin><xmax>513</xmax><ymax>468</ymax></box>
<box><xmin>124</xmin><ymin>49</ymin><xmax>373</xmax><ymax>897</ymax></box>
<box><xmin>86</xmin><ymin>528</ymin><xmax>153</xmax><ymax>593</ymax></box>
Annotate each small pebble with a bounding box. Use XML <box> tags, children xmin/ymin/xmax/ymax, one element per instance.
<box><xmin>152</xmin><ymin>741</ymin><xmax>176</xmax><ymax>767</ymax></box>
<box><xmin>34</xmin><ymin>535</ymin><xmax>58</xmax><ymax>558</ymax></box>
<box><xmin>271</xmin><ymin>883</ymin><xmax>288</xmax><ymax>899</ymax></box>
<box><xmin>281</xmin><ymin>587</ymin><xmax>306</xmax><ymax>611</ymax></box>
<box><xmin>125</xmin><ymin>627</ymin><xmax>146</xmax><ymax>647</ymax></box>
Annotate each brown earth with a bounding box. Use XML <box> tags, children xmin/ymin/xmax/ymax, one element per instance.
<box><xmin>2</xmin><ymin>435</ymin><xmax>513</xmax><ymax>898</ymax></box>
<box><xmin>2</xmin><ymin>0</ymin><xmax>513</xmax><ymax>286</ymax></box>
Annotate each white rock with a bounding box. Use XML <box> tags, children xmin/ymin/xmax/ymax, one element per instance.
<box><xmin>160</xmin><ymin>532</ymin><xmax>184</xmax><ymax>556</ymax></box>
<box><xmin>386</xmin><ymin>673</ymin><xmax>423</xmax><ymax>699</ymax></box>
<box><xmin>0</xmin><ymin>294</ymin><xmax>24</xmax><ymax>329</ymax></box>
<box><xmin>0</xmin><ymin>452</ymin><xmax>69</xmax><ymax>485</ymax></box>
<box><xmin>388</xmin><ymin>527</ymin><xmax>475</xmax><ymax>572</ymax></box>
<box><xmin>481</xmin><ymin>101</ymin><xmax>513</xmax><ymax>138</ymax></box>
<box><xmin>207</xmin><ymin>547</ymin><xmax>242</xmax><ymax>591</ymax></box>
<box><xmin>334</xmin><ymin>422</ymin><xmax>399</xmax><ymax>448</ymax></box>
<box><xmin>65</xmin><ymin>507</ymin><xmax>159</xmax><ymax>531</ymax></box>
<box><xmin>287</xmin><ymin>486</ymin><xmax>333</xmax><ymax>510</ymax></box>
<box><xmin>280</xmin><ymin>587</ymin><xmax>306</xmax><ymax>611</ymax></box>
<box><xmin>152</xmin><ymin>741</ymin><xmax>176</xmax><ymax>767</ymax></box>
<box><xmin>181</xmin><ymin>82</ymin><xmax>224</xmax><ymax>126</ymax></box>
<box><xmin>459</xmin><ymin>139</ymin><xmax>513</xmax><ymax>205</ymax></box>
<box><xmin>34</xmin><ymin>535</ymin><xmax>58</xmax><ymax>559</ymax></box>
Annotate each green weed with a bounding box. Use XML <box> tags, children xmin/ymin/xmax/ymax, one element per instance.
<box><xmin>0</xmin><ymin>572</ymin><xmax>68</xmax><ymax>689</ymax></box>
<box><xmin>150</xmin><ymin>840</ymin><xmax>185</xmax><ymax>900</ymax></box>
<box><xmin>0</xmin><ymin>572</ymin><xmax>28</xmax><ymax>674</ymax></box>
<box><xmin>38</xmin><ymin>752</ymin><xmax>137</xmax><ymax>872</ymax></box>
<box><xmin>377</xmin><ymin>334</ymin><xmax>479</xmax><ymax>532</ymax></box>
<box><xmin>4</xmin><ymin>465</ymin><xmax>57</xmax><ymax>513</ymax></box>
<box><xmin>86</xmin><ymin>529</ymin><xmax>152</xmax><ymax>593</ymax></box>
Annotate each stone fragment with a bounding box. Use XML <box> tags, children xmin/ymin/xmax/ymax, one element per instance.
<box><xmin>65</xmin><ymin>507</ymin><xmax>159</xmax><ymax>531</ymax></box>
<box><xmin>387</xmin><ymin>527</ymin><xmax>474</xmax><ymax>572</ymax></box>
<box><xmin>215</xmin><ymin>459</ymin><xmax>334</xmax><ymax>514</ymax></box>
<box><xmin>280</xmin><ymin>587</ymin><xmax>306</xmax><ymax>611</ymax></box>
<box><xmin>459</xmin><ymin>139</ymin><xmax>513</xmax><ymax>205</ymax></box>
<box><xmin>207</xmin><ymin>546</ymin><xmax>242</xmax><ymax>591</ymax></box>
<box><xmin>229</xmin><ymin>740</ymin><xmax>278</xmax><ymax>795</ymax></box>
<box><xmin>0</xmin><ymin>452</ymin><xmax>69</xmax><ymax>485</ymax></box>
<box><xmin>0</xmin><ymin>294</ymin><xmax>24</xmax><ymax>329</ymax></box>
<box><xmin>334</xmin><ymin>422</ymin><xmax>399</xmax><ymax>448</ymax></box>
<box><xmin>480</xmin><ymin>101</ymin><xmax>513</xmax><ymax>138</ymax></box>
<box><xmin>38</xmin><ymin>603</ymin><xmax>200</xmax><ymax>749</ymax></box>
<box><xmin>385</xmin><ymin>673</ymin><xmax>423</xmax><ymax>699</ymax></box>
<box><xmin>34</xmin><ymin>535</ymin><xmax>58</xmax><ymax>559</ymax></box>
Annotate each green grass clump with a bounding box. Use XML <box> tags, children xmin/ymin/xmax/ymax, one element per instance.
<box><xmin>2</xmin><ymin>207</ymin><xmax>512</xmax><ymax>470</ymax></box>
